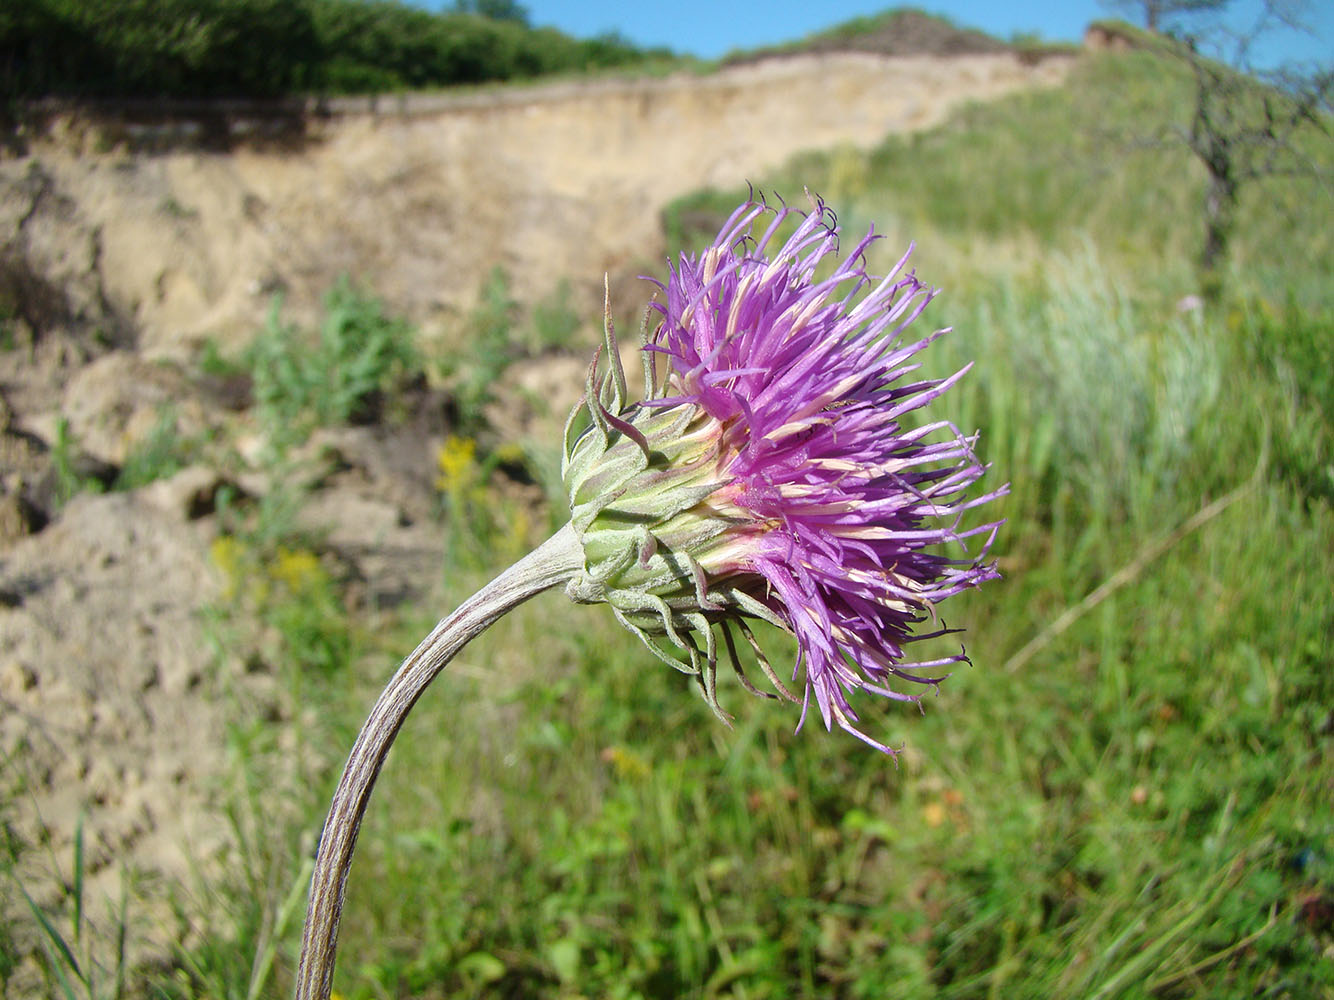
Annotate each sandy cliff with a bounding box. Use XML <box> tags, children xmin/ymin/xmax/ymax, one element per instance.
<box><xmin>6</xmin><ymin>52</ymin><xmax>1071</xmax><ymax>357</ymax></box>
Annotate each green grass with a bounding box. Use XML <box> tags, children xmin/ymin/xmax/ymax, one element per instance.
<box><xmin>7</xmin><ymin>43</ymin><xmax>1333</xmax><ymax>1000</ymax></box>
<box><xmin>315</xmin><ymin>256</ymin><xmax>1332</xmax><ymax>999</ymax></box>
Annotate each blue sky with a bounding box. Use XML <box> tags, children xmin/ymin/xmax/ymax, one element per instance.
<box><xmin>511</xmin><ymin>1</ymin><xmax>1332</xmax><ymax>70</ymax></box>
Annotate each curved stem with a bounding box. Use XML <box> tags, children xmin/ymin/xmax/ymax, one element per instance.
<box><xmin>295</xmin><ymin>523</ymin><xmax>584</xmax><ymax>1000</ymax></box>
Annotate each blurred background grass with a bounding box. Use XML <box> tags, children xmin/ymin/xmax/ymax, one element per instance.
<box><xmin>6</xmin><ymin>30</ymin><xmax>1332</xmax><ymax>1000</ymax></box>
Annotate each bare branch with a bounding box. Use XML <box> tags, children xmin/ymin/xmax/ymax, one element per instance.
<box><xmin>1116</xmin><ymin>0</ymin><xmax>1334</xmax><ymax>291</ymax></box>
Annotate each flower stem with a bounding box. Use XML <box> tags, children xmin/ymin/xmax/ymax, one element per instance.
<box><xmin>294</xmin><ymin>523</ymin><xmax>584</xmax><ymax>1000</ymax></box>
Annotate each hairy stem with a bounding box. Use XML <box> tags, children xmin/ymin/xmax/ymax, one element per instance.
<box><xmin>295</xmin><ymin>523</ymin><xmax>584</xmax><ymax>1000</ymax></box>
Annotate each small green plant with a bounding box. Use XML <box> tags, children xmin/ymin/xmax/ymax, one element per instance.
<box><xmin>209</xmin><ymin>533</ymin><xmax>352</xmax><ymax>677</ymax></box>
<box><xmin>434</xmin><ymin>270</ymin><xmax>586</xmax><ymax>436</ymax></box>
<box><xmin>528</xmin><ymin>280</ymin><xmax>581</xmax><ymax>353</ymax></box>
<box><xmin>47</xmin><ymin>409</ymin><xmax>197</xmax><ymax>504</ymax></box>
<box><xmin>248</xmin><ymin>279</ymin><xmax>419</xmax><ymax>451</ymax></box>
<box><xmin>436</xmin><ymin>268</ymin><xmax>521</xmax><ymax>435</ymax></box>
<box><xmin>196</xmin><ymin>337</ymin><xmax>248</xmax><ymax>380</ymax></box>
<box><xmin>49</xmin><ymin>419</ymin><xmax>105</xmax><ymax>507</ymax></box>
<box><xmin>9</xmin><ymin>818</ymin><xmax>128</xmax><ymax>1000</ymax></box>
<box><xmin>114</xmin><ymin>406</ymin><xmax>194</xmax><ymax>491</ymax></box>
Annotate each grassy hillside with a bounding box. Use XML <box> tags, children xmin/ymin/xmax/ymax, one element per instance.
<box><xmin>9</xmin><ymin>45</ymin><xmax>1333</xmax><ymax>1000</ymax></box>
<box><xmin>720</xmin><ymin>7</ymin><xmax>1076</xmax><ymax>66</ymax></box>
<box><xmin>669</xmin><ymin>49</ymin><xmax>1330</xmax><ymax>306</ymax></box>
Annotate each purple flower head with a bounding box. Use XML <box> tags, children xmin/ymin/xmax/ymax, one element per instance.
<box><xmin>563</xmin><ymin>193</ymin><xmax>1005</xmax><ymax>754</ymax></box>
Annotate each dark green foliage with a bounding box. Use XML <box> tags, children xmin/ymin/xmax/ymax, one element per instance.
<box><xmin>246</xmin><ymin>277</ymin><xmax>418</xmax><ymax>448</ymax></box>
<box><xmin>0</xmin><ymin>0</ymin><xmax>675</xmax><ymax>100</ymax></box>
<box><xmin>1</xmin><ymin>0</ymin><xmax>322</xmax><ymax>98</ymax></box>
<box><xmin>1243</xmin><ymin>299</ymin><xmax>1334</xmax><ymax>506</ymax></box>
<box><xmin>437</xmin><ymin>267</ymin><xmax>521</xmax><ymax>434</ymax></box>
<box><xmin>450</xmin><ymin>0</ymin><xmax>529</xmax><ymax>25</ymax></box>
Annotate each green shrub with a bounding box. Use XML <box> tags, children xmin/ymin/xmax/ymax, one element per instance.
<box><xmin>434</xmin><ymin>267</ymin><xmax>520</xmax><ymax>435</ymax></box>
<box><xmin>209</xmin><ymin>533</ymin><xmax>352</xmax><ymax>676</ymax></box>
<box><xmin>114</xmin><ymin>405</ymin><xmax>196</xmax><ymax>490</ymax></box>
<box><xmin>1</xmin><ymin>0</ymin><xmax>679</xmax><ymax>100</ymax></box>
<box><xmin>247</xmin><ymin>278</ymin><xmax>418</xmax><ymax>450</ymax></box>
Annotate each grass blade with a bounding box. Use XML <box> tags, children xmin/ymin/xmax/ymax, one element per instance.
<box><xmin>17</xmin><ymin>878</ymin><xmax>84</xmax><ymax>990</ymax></box>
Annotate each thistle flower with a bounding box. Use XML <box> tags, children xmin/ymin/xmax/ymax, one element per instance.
<box><xmin>296</xmin><ymin>193</ymin><xmax>1005</xmax><ymax>998</ymax></box>
<box><xmin>564</xmin><ymin>194</ymin><xmax>1005</xmax><ymax>753</ymax></box>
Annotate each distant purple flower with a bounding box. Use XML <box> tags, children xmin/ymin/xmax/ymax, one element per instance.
<box><xmin>563</xmin><ymin>194</ymin><xmax>1005</xmax><ymax>753</ymax></box>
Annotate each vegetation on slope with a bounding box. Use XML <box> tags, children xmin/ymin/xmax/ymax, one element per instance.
<box><xmin>723</xmin><ymin>7</ymin><xmax>1075</xmax><ymax>64</ymax></box>
<box><xmin>0</xmin><ymin>0</ymin><xmax>681</xmax><ymax>100</ymax></box>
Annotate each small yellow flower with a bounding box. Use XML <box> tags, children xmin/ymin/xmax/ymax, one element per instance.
<box><xmin>922</xmin><ymin>801</ymin><xmax>947</xmax><ymax>829</ymax></box>
<box><xmin>493</xmin><ymin>441</ymin><xmax>525</xmax><ymax>465</ymax></box>
<box><xmin>435</xmin><ymin>435</ymin><xmax>477</xmax><ymax>493</ymax></box>
<box><xmin>209</xmin><ymin>535</ymin><xmax>243</xmax><ymax>601</ymax></box>
<box><xmin>270</xmin><ymin>546</ymin><xmax>325</xmax><ymax>596</ymax></box>
<box><xmin>599</xmin><ymin>745</ymin><xmax>651</xmax><ymax>781</ymax></box>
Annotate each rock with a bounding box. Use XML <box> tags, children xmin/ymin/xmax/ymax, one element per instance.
<box><xmin>0</xmin><ymin>161</ymin><xmax>132</xmax><ymax>347</ymax></box>
<box><xmin>0</xmin><ymin>490</ymin><xmax>44</xmax><ymax>545</ymax></box>
<box><xmin>0</xmin><ymin>659</ymin><xmax>38</xmax><ymax>697</ymax></box>
<box><xmin>295</xmin><ymin>484</ymin><xmax>443</xmax><ymax>608</ymax></box>
<box><xmin>138</xmin><ymin>464</ymin><xmax>228</xmax><ymax>520</ymax></box>
<box><xmin>306</xmin><ymin>422</ymin><xmax>445</xmax><ymax>523</ymax></box>
<box><xmin>61</xmin><ymin>351</ymin><xmax>209</xmax><ymax>466</ymax></box>
<box><xmin>0</xmin><ymin>424</ymin><xmax>55</xmax><ymax>543</ymax></box>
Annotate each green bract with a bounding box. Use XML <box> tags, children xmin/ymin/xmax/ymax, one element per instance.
<box><xmin>562</xmin><ymin>302</ymin><xmax>783</xmax><ymax>694</ymax></box>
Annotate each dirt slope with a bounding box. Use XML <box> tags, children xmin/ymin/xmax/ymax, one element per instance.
<box><xmin>8</xmin><ymin>52</ymin><xmax>1070</xmax><ymax>357</ymax></box>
